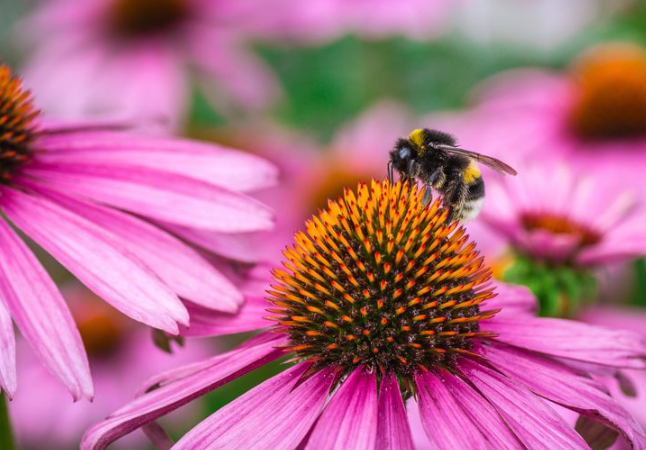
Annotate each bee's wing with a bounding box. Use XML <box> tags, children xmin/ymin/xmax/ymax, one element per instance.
<box><xmin>437</xmin><ymin>145</ymin><xmax>518</xmax><ymax>176</ymax></box>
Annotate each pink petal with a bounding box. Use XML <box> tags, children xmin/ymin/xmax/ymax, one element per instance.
<box><xmin>377</xmin><ymin>372</ymin><xmax>414</xmax><ymax>450</ymax></box>
<box><xmin>415</xmin><ymin>368</ymin><xmax>522</xmax><ymax>449</ymax></box>
<box><xmin>491</xmin><ymin>282</ymin><xmax>538</xmax><ymax>316</ymax></box>
<box><xmin>1</xmin><ymin>187</ymin><xmax>188</xmax><ymax>334</ymax></box>
<box><xmin>484</xmin><ymin>343</ymin><xmax>646</xmax><ymax>448</ymax></box>
<box><xmin>24</xmin><ymin>163</ymin><xmax>274</xmax><ymax>232</ymax></box>
<box><xmin>484</xmin><ymin>316</ymin><xmax>646</xmax><ymax>369</ymax></box>
<box><xmin>180</xmin><ymin>294</ymin><xmax>268</xmax><ymax>337</ymax></box>
<box><xmin>81</xmin><ymin>334</ymin><xmax>286</xmax><ymax>450</ymax></box>
<box><xmin>460</xmin><ymin>359</ymin><xmax>591</xmax><ymax>449</ymax></box>
<box><xmin>0</xmin><ymin>298</ymin><xmax>16</xmax><ymax>398</ymax></box>
<box><xmin>37</xmin><ymin>132</ymin><xmax>278</xmax><ymax>192</ymax></box>
<box><xmin>0</xmin><ymin>217</ymin><xmax>92</xmax><ymax>401</ymax></box>
<box><xmin>33</xmin><ymin>184</ymin><xmax>242</xmax><ymax>312</ymax></box>
<box><xmin>162</xmin><ymin>223</ymin><xmax>260</xmax><ymax>263</ymax></box>
<box><xmin>306</xmin><ymin>367</ymin><xmax>378</xmax><ymax>450</ymax></box>
<box><xmin>174</xmin><ymin>363</ymin><xmax>335</xmax><ymax>450</ymax></box>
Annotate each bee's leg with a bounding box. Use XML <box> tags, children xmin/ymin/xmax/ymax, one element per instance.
<box><xmin>422</xmin><ymin>185</ymin><xmax>433</xmax><ymax>205</ymax></box>
<box><xmin>445</xmin><ymin>207</ymin><xmax>454</xmax><ymax>223</ymax></box>
<box><xmin>387</xmin><ymin>161</ymin><xmax>393</xmax><ymax>184</ymax></box>
<box><xmin>443</xmin><ymin>181</ymin><xmax>468</xmax><ymax>223</ymax></box>
<box><xmin>406</xmin><ymin>159</ymin><xmax>416</xmax><ymax>184</ymax></box>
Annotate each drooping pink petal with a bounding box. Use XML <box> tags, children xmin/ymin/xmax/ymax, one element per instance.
<box><xmin>376</xmin><ymin>372</ymin><xmax>414</xmax><ymax>450</ymax></box>
<box><xmin>180</xmin><ymin>294</ymin><xmax>268</xmax><ymax>337</ymax></box>
<box><xmin>31</xmin><ymin>184</ymin><xmax>242</xmax><ymax>312</ymax></box>
<box><xmin>1</xmin><ymin>187</ymin><xmax>188</xmax><ymax>334</ymax></box>
<box><xmin>23</xmin><ymin>164</ymin><xmax>274</xmax><ymax>232</ymax></box>
<box><xmin>459</xmin><ymin>359</ymin><xmax>590</xmax><ymax>449</ymax></box>
<box><xmin>0</xmin><ymin>298</ymin><xmax>16</xmax><ymax>398</ymax></box>
<box><xmin>0</xmin><ymin>217</ymin><xmax>92</xmax><ymax>401</ymax></box>
<box><xmin>82</xmin><ymin>334</ymin><xmax>286</xmax><ymax>450</ymax></box>
<box><xmin>305</xmin><ymin>367</ymin><xmax>378</xmax><ymax>450</ymax></box>
<box><xmin>415</xmin><ymin>368</ymin><xmax>522</xmax><ymax>449</ymax></box>
<box><xmin>37</xmin><ymin>131</ymin><xmax>278</xmax><ymax>192</ymax></box>
<box><xmin>484</xmin><ymin>315</ymin><xmax>646</xmax><ymax>368</ymax></box>
<box><xmin>174</xmin><ymin>363</ymin><xmax>335</xmax><ymax>450</ymax></box>
<box><xmin>484</xmin><ymin>343</ymin><xmax>646</xmax><ymax>448</ymax></box>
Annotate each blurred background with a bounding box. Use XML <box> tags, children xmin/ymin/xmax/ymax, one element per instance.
<box><xmin>2</xmin><ymin>0</ymin><xmax>646</xmax><ymax>448</ymax></box>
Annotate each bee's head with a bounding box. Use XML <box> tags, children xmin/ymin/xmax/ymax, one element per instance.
<box><xmin>390</xmin><ymin>138</ymin><xmax>417</xmax><ymax>174</ymax></box>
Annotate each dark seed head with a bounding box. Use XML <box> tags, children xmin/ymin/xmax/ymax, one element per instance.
<box><xmin>267</xmin><ymin>180</ymin><xmax>498</xmax><ymax>378</ymax></box>
<box><xmin>109</xmin><ymin>0</ymin><xmax>189</xmax><ymax>37</ymax></box>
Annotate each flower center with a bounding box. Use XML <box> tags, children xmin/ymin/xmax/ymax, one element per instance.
<box><xmin>308</xmin><ymin>166</ymin><xmax>370</xmax><ymax>215</ymax></box>
<box><xmin>75</xmin><ymin>298</ymin><xmax>129</xmax><ymax>358</ymax></box>
<box><xmin>267</xmin><ymin>180</ymin><xmax>497</xmax><ymax>377</ymax></box>
<box><xmin>569</xmin><ymin>43</ymin><xmax>646</xmax><ymax>141</ymax></box>
<box><xmin>520</xmin><ymin>212</ymin><xmax>601</xmax><ymax>247</ymax></box>
<box><xmin>109</xmin><ymin>0</ymin><xmax>189</xmax><ymax>37</ymax></box>
<box><xmin>0</xmin><ymin>64</ymin><xmax>38</xmax><ymax>184</ymax></box>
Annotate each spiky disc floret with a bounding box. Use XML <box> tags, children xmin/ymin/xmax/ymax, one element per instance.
<box><xmin>267</xmin><ymin>180</ymin><xmax>498</xmax><ymax>377</ymax></box>
<box><xmin>0</xmin><ymin>64</ymin><xmax>39</xmax><ymax>184</ymax></box>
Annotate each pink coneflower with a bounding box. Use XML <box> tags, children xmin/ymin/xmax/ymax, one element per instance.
<box><xmin>20</xmin><ymin>0</ymin><xmax>281</xmax><ymax>127</ymax></box>
<box><xmin>83</xmin><ymin>180</ymin><xmax>646</xmax><ymax>450</ymax></box>
<box><xmin>0</xmin><ymin>63</ymin><xmax>275</xmax><ymax>401</ymax></box>
<box><xmin>437</xmin><ymin>43</ymin><xmax>646</xmax><ymax>196</ymax></box>
<box><xmin>9</xmin><ymin>283</ymin><xmax>211</xmax><ymax>450</ymax></box>
<box><xmin>480</xmin><ymin>161</ymin><xmax>646</xmax><ymax>267</ymax></box>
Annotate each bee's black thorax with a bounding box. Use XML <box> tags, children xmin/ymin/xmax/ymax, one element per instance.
<box><xmin>420</xmin><ymin>129</ymin><xmax>457</xmax><ymax>148</ymax></box>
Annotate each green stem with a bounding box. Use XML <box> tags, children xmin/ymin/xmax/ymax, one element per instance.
<box><xmin>0</xmin><ymin>393</ymin><xmax>15</xmax><ymax>450</ymax></box>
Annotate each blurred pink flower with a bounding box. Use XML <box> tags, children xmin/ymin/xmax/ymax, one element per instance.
<box><xmin>19</xmin><ymin>0</ymin><xmax>282</xmax><ymax>128</ymax></box>
<box><xmin>83</xmin><ymin>181</ymin><xmax>646</xmax><ymax>450</ymax></box>
<box><xmin>0</xmin><ymin>64</ymin><xmax>275</xmax><ymax>400</ymax></box>
<box><xmin>243</xmin><ymin>0</ymin><xmax>457</xmax><ymax>42</ymax></box>
<box><xmin>9</xmin><ymin>283</ymin><xmax>212</xmax><ymax>450</ymax></box>
<box><xmin>432</xmin><ymin>43</ymin><xmax>646</xmax><ymax>197</ymax></box>
<box><xmin>479</xmin><ymin>161</ymin><xmax>646</xmax><ymax>266</ymax></box>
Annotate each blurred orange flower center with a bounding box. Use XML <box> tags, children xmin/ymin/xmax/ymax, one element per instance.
<box><xmin>308</xmin><ymin>166</ymin><xmax>371</xmax><ymax>215</ymax></box>
<box><xmin>0</xmin><ymin>64</ymin><xmax>38</xmax><ymax>184</ymax></box>
<box><xmin>521</xmin><ymin>212</ymin><xmax>601</xmax><ymax>247</ymax></box>
<box><xmin>569</xmin><ymin>44</ymin><xmax>646</xmax><ymax>140</ymax></box>
<box><xmin>76</xmin><ymin>303</ymin><xmax>128</xmax><ymax>358</ymax></box>
<box><xmin>109</xmin><ymin>0</ymin><xmax>189</xmax><ymax>37</ymax></box>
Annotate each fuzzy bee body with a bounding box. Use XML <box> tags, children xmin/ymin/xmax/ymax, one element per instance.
<box><xmin>389</xmin><ymin>128</ymin><xmax>516</xmax><ymax>223</ymax></box>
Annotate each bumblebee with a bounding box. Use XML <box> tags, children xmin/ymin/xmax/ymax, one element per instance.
<box><xmin>388</xmin><ymin>128</ymin><xmax>517</xmax><ymax>222</ymax></box>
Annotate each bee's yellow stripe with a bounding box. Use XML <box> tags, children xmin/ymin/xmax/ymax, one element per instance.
<box><xmin>463</xmin><ymin>161</ymin><xmax>481</xmax><ymax>183</ymax></box>
<box><xmin>408</xmin><ymin>129</ymin><xmax>425</xmax><ymax>148</ymax></box>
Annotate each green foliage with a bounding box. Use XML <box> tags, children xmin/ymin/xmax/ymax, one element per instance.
<box><xmin>629</xmin><ymin>258</ymin><xmax>646</xmax><ymax>307</ymax></box>
<box><xmin>502</xmin><ymin>255</ymin><xmax>597</xmax><ymax>318</ymax></box>
<box><xmin>0</xmin><ymin>394</ymin><xmax>14</xmax><ymax>450</ymax></box>
<box><xmin>255</xmin><ymin>35</ymin><xmax>560</xmax><ymax>142</ymax></box>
